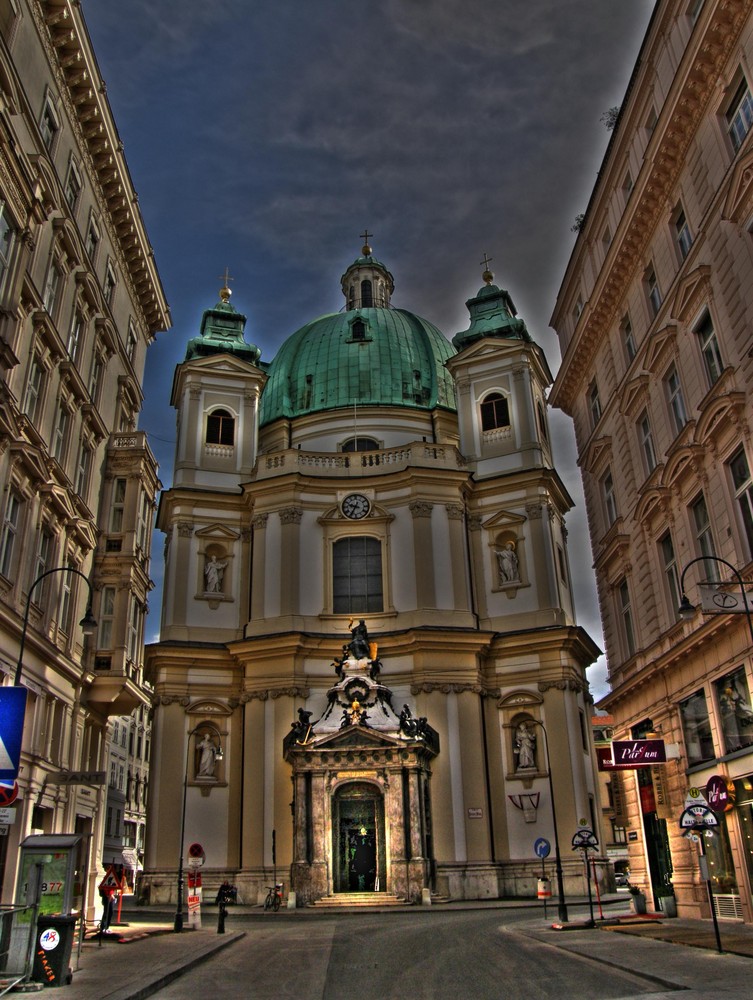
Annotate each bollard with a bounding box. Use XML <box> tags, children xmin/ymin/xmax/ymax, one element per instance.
<box><xmin>217</xmin><ymin>898</ymin><xmax>226</xmax><ymax>934</ymax></box>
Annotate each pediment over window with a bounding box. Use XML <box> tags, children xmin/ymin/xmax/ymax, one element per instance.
<box><xmin>9</xmin><ymin>438</ymin><xmax>47</xmax><ymax>483</ymax></box>
<box><xmin>497</xmin><ymin>689</ymin><xmax>543</xmax><ymax>710</ymax></box>
<box><xmin>481</xmin><ymin>509</ymin><xmax>527</xmax><ymax>531</ymax></box>
<box><xmin>70</xmin><ymin>517</ymin><xmax>98</xmax><ymax>551</ymax></box>
<box><xmin>671</xmin><ymin>265</ymin><xmax>711</xmax><ymax>323</ymax></box>
<box><xmin>594</xmin><ymin>530</ymin><xmax>631</xmax><ymax>580</ymax></box>
<box><xmin>619</xmin><ymin>374</ymin><xmax>650</xmax><ymax>419</ymax></box>
<box><xmin>643</xmin><ymin>324</ymin><xmax>677</xmax><ymax>374</ymax></box>
<box><xmin>696</xmin><ymin>384</ymin><xmax>745</xmax><ymax>445</ymax></box>
<box><xmin>38</xmin><ymin>483</ymin><xmax>78</xmax><ymax>521</ymax></box>
<box><xmin>187</xmin><ymin>700</ymin><xmax>232</xmax><ymax>718</ymax></box>
<box><xmin>582</xmin><ymin>435</ymin><xmax>612</xmax><ymax>474</ymax></box>
<box><xmin>635</xmin><ymin>487</ymin><xmax>673</xmax><ymax>527</ymax></box>
<box><xmin>195</xmin><ymin>523</ymin><xmax>240</xmax><ymax>541</ymax></box>
<box><xmin>664</xmin><ymin>443</ymin><xmax>705</xmax><ymax>491</ymax></box>
<box><xmin>722</xmin><ymin>148</ymin><xmax>753</xmax><ymax>224</ymax></box>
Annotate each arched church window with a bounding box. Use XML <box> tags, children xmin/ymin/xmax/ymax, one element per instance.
<box><xmin>480</xmin><ymin>392</ymin><xmax>510</xmax><ymax>431</ymax></box>
<box><xmin>206</xmin><ymin>409</ymin><xmax>235</xmax><ymax>446</ymax></box>
<box><xmin>351</xmin><ymin>319</ymin><xmax>366</xmax><ymax>341</ymax></box>
<box><xmin>333</xmin><ymin>536</ymin><xmax>383</xmax><ymax>613</ymax></box>
<box><xmin>348</xmin><ymin>285</ymin><xmax>355</xmax><ymax>310</ymax></box>
<box><xmin>341</xmin><ymin>437</ymin><xmax>379</xmax><ymax>452</ymax></box>
<box><xmin>361</xmin><ymin>279</ymin><xmax>373</xmax><ymax>308</ymax></box>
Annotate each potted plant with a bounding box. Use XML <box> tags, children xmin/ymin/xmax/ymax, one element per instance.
<box><xmin>628</xmin><ymin>882</ymin><xmax>646</xmax><ymax>914</ymax></box>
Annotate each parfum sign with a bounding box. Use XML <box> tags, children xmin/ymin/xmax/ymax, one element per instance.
<box><xmin>610</xmin><ymin>739</ymin><xmax>666</xmax><ymax>766</ymax></box>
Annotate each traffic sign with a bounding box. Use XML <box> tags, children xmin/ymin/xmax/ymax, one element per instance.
<box><xmin>0</xmin><ymin>808</ymin><xmax>16</xmax><ymax>824</ymax></box>
<box><xmin>679</xmin><ymin>805</ymin><xmax>718</xmax><ymax>830</ymax></box>
<box><xmin>534</xmin><ymin>837</ymin><xmax>551</xmax><ymax>859</ymax></box>
<box><xmin>0</xmin><ymin>689</ymin><xmax>27</xmax><ymax>782</ymax></box>
<box><xmin>0</xmin><ymin>782</ymin><xmax>18</xmax><ymax>807</ymax></box>
<box><xmin>571</xmin><ymin>828</ymin><xmax>599</xmax><ymax>850</ymax></box>
<box><xmin>188</xmin><ymin>842</ymin><xmax>205</xmax><ymax>859</ymax></box>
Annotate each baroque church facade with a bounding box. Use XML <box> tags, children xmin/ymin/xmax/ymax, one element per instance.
<box><xmin>143</xmin><ymin>241</ymin><xmax>602</xmax><ymax>905</ymax></box>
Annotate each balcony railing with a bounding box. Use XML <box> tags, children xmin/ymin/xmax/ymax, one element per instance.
<box><xmin>259</xmin><ymin>442</ymin><xmax>462</xmax><ymax>479</ymax></box>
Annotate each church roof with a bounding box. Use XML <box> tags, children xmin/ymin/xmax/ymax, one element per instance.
<box><xmin>259</xmin><ymin>241</ymin><xmax>456</xmax><ymax>425</ymax></box>
<box><xmin>452</xmin><ymin>264</ymin><xmax>531</xmax><ymax>351</ymax></box>
<box><xmin>259</xmin><ymin>306</ymin><xmax>457</xmax><ymax>424</ymax></box>
<box><xmin>184</xmin><ymin>281</ymin><xmax>261</xmax><ymax>365</ymax></box>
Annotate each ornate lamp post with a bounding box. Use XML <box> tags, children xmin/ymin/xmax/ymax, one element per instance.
<box><xmin>174</xmin><ymin>723</ymin><xmax>224</xmax><ymax>932</ymax></box>
<box><xmin>15</xmin><ymin>567</ymin><xmax>97</xmax><ymax>686</ymax></box>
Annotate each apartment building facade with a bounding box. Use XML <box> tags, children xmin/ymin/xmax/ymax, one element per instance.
<box><xmin>551</xmin><ymin>0</ymin><xmax>753</xmax><ymax>921</ymax></box>
<box><xmin>0</xmin><ymin>1</ymin><xmax>168</xmax><ymax>912</ymax></box>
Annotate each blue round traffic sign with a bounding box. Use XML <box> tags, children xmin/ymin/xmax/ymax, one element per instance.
<box><xmin>534</xmin><ymin>837</ymin><xmax>551</xmax><ymax>859</ymax></box>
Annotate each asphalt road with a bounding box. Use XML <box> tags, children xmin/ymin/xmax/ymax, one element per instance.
<box><xmin>149</xmin><ymin>910</ymin><xmax>659</xmax><ymax>999</ymax></box>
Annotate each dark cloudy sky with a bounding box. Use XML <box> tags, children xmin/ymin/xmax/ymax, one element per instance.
<box><xmin>84</xmin><ymin>0</ymin><xmax>656</xmax><ymax>698</ymax></box>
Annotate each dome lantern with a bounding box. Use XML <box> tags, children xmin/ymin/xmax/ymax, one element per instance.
<box><xmin>339</xmin><ymin>231</ymin><xmax>395</xmax><ymax>310</ymax></box>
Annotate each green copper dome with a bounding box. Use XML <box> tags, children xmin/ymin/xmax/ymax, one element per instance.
<box><xmin>259</xmin><ymin>306</ymin><xmax>457</xmax><ymax>425</ymax></box>
<box><xmin>259</xmin><ymin>242</ymin><xmax>457</xmax><ymax>425</ymax></box>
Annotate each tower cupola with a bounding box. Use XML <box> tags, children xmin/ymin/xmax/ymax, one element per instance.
<box><xmin>340</xmin><ymin>231</ymin><xmax>395</xmax><ymax>309</ymax></box>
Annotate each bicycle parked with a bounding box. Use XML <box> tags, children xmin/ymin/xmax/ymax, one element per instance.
<box><xmin>264</xmin><ymin>882</ymin><xmax>283</xmax><ymax>911</ymax></box>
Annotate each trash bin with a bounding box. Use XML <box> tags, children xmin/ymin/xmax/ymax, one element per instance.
<box><xmin>32</xmin><ymin>915</ymin><xmax>76</xmax><ymax>987</ymax></box>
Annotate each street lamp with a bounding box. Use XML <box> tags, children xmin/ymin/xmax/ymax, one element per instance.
<box><xmin>15</xmin><ymin>567</ymin><xmax>97</xmax><ymax>686</ymax></box>
<box><xmin>174</xmin><ymin>723</ymin><xmax>224</xmax><ymax>932</ymax></box>
<box><xmin>508</xmin><ymin>719</ymin><xmax>569</xmax><ymax>923</ymax></box>
<box><xmin>678</xmin><ymin>555</ymin><xmax>753</xmax><ymax>646</ymax></box>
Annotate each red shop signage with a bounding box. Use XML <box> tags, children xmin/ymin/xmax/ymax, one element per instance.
<box><xmin>597</xmin><ymin>740</ymin><xmax>667</xmax><ymax>770</ymax></box>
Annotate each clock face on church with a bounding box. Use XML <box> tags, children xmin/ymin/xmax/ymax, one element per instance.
<box><xmin>341</xmin><ymin>493</ymin><xmax>370</xmax><ymax>519</ymax></box>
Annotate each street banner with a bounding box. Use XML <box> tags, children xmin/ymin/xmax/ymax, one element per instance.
<box><xmin>0</xmin><ymin>688</ymin><xmax>27</xmax><ymax>781</ymax></box>
<box><xmin>699</xmin><ymin>583</ymin><xmax>753</xmax><ymax>615</ymax></box>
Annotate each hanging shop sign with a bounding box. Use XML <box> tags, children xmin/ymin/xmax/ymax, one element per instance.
<box><xmin>597</xmin><ymin>740</ymin><xmax>666</xmax><ymax>770</ymax></box>
<box><xmin>705</xmin><ymin>775</ymin><xmax>735</xmax><ymax>813</ymax></box>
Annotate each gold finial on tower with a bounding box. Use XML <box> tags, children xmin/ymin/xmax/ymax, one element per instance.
<box><xmin>360</xmin><ymin>228</ymin><xmax>373</xmax><ymax>256</ymax></box>
<box><xmin>218</xmin><ymin>266</ymin><xmax>234</xmax><ymax>303</ymax></box>
<box><xmin>480</xmin><ymin>253</ymin><xmax>494</xmax><ymax>285</ymax></box>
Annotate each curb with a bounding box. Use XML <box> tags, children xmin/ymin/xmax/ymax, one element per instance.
<box><xmin>100</xmin><ymin>930</ymin><xmax>245</xmax><ymax>1000</ymax></box>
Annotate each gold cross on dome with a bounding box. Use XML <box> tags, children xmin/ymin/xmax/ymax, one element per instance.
<box><xmin>218</xmin><ymin>267</ymin><xmax>234</xmax><ymax>302</ymax></box>
<box><xmin>480</xmin><ymin>253</ymin><xmax>493</xmax><ymax>271</ymax></box>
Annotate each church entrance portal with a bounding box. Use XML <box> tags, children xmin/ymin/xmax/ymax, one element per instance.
<box><xmin>333</xmin><ymin>783</ymin><xmax>385</xmax><ymax>893</ymax></box>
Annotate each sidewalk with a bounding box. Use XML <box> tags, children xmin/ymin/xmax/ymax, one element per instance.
<box><xmin>42</xmin><ymin>895</ymin><xmax>753</xmax><ymax>999</ymax></box>
<box><xmin>70</xmin><ymin>922</ymin><xmax>244</xmax><ymax>1000</ymax></box>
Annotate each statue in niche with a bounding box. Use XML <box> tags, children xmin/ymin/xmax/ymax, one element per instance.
<box><xmin>497</xmin><ymin>542</ymin><xmax>519</xmax><ymax>584</ymax></box>
<box><xmin>196</xmin><ymin>733</ymin><xmax>219</xmax><ymax>777</ymax></box>
<box><xmin>514</xmin><ymin>722</ymin><xmax>536</xmax><ymax>770</ymax></box>
<box><xmin>204</xmin><ymin>554</ymin><xmax>228</xmax><ymax>593</ymax></box>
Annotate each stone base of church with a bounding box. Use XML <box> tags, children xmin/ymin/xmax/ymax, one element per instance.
<box><xmin>139</xmin><ymin>856</ymin><xmax>591</xmax><ymax>908</ymax></box>
<box><xmin>290</xmin><ymin>861</ymin><xmax>329</xmax><ymax>906</ymax></box>
<box><xmin>434</xmin><ymin>858</ymin><xmax>590</xmax><ymax>901</ymax></box>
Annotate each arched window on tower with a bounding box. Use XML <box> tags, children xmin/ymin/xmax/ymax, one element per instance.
<box><xmin>206</xmin><ymin>408</ymin><xmax>235</xmax><ymax>446</ymax></box>
<box><xmin>480</xmin><ymin>392</ymin><xmax>510</xmax><ymax>432</ymax></box>
<box><xmin>333</xmin><ymin>536</ymin><xmax>383</xmax><ymax>613</ymax></box>
<box><xmin>360</xmin><ymin>279</ymin><xmax>373</xmax><ymax>307</ymax></box>
<box><xmin>349</xmin><ymin>285</ymin><xmax>355</xmax><ymax>310</ymax></box>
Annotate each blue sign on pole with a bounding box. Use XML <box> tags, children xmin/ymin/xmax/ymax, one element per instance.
<box><xmin>534</xmin><ymin>837</ymin><xmax>551</xmax><ymax>859</ymax></box>
<box><xmin>0</xmin><ymin>688</ymin><xmax>27</xmax><ymax>781</ymax></box>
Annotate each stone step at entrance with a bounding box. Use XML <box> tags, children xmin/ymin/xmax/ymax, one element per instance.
<box><xmin>309</xmin><ymin>892</ymin><xmax>406</xmax><ymax>908</ymax></box>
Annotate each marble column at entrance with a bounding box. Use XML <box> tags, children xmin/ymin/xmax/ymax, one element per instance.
<box><xmin>407</xmin><ymin>768</ymin><xmax>427</xmax><ymax>899</ymax></box>
<box><xmin>308</xmin><ymin>772</ymin><xmax>329</xmax><ymax>901</ymax></box>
